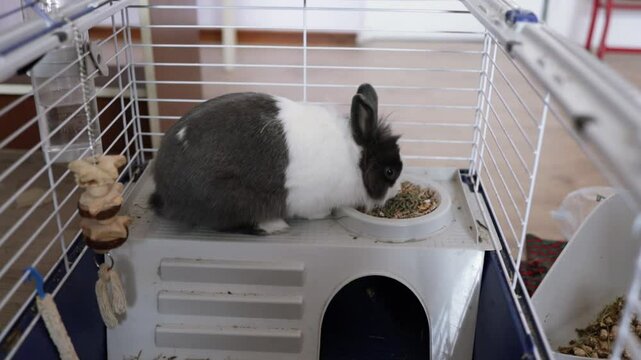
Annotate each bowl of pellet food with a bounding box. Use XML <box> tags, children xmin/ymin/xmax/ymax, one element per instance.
<box><xmin>336</xmin><ymin>174</ymin><xmax>453</xmax><ymax>241</ymax></box>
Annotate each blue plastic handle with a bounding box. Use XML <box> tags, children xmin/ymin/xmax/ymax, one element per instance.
<box><xmin>26</xmin><ymin>267</ymin><xmax>46</xmax><ymax>299</ymax></box>
<box><xmin>505</xmin><ymin>9</ymin><xmax>539</xmax><ymax>24</ymax></box>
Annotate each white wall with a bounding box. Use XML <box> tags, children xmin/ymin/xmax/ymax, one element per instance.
<box><xmin>3</xmin><ymin>0</ymin><xmax>640</xmax><ymax>49</ymax></box>
<box><xmin>359</xmin><ymin>0</ymin><xmax>484</xmax><ymax>42</ymax></box>
<box><xmin>356</xmin><ymin>0</ymin><xmax>545</xmax><ymax>42</ymax></box>
<box><xmin>356</xmin><ymin>0</ymin><xmax>641</xmax><ymax>49</ymax></box>
<box><xmin>546</xmin><ymin>0</ymin><xmax>641</xmax><ymax>48</ymax></box>
<box><xmin>196</xmin><ymin>0</ymin><xmax>362</xmax><ymax>31</ymax></box>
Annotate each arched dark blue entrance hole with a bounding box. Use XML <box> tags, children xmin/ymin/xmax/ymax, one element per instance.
<box><xmin>320</xmin><ymin>275</ymin><xmax>430</xmax><ymax>360</ymax></box>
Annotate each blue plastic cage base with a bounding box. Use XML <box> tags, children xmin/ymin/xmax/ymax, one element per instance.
<box><xmin>1</xmin><ymin>239</ymin><xmax>106</xmax><ymax>360</ymax></box>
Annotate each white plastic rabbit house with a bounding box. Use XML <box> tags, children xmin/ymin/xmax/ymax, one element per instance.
<box><xmin>1</xmin><ymin>1</ymin><xmax>641</xmax><ymax>360</ymax></box>
<box><xmin>112</xmin><ymin>165</ymin><xmax>489</xmax><ymax>359</ymax></box>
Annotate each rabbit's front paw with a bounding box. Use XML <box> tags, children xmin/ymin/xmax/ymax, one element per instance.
<box><xmin>257</xmin><ymin>219</ymin><xmax>289</xmax><ymax>234</ymax></box>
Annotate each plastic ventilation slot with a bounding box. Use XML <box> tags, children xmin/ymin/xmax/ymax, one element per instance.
<box><xmin>157</xmin><ymin>290</ymin><xmax>304</xmax><ymax>319</ymax></box>
<box><xmin>159</xmin><ymin>258</ymin><xmax>305</xmax><ymax>286</ymax></box>
<box><xmin>155</xmin><ymin>323</ymin><xmax>303</xmax><ymax>352</ymax></box>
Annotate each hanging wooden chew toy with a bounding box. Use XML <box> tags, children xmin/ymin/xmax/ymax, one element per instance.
<box><xmin>68</xmin><ymin>155</ymin><xmax>130</xmax><ymax>328</ymax></box>
<box><xmin>65</xmin><ymin>17</ymin><xmax>129</xmax><ymax>329</ymax></box>
<box><xmin>69</xmin><ymin>155</ymin><xmax>130</xmax><ymax>251</ymax></box>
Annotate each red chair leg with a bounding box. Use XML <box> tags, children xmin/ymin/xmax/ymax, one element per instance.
<box><xmin>597</xmin><ymin>0</ymin><xmax>614</xmax><ymax>58</ymax></box>
<box><xmin>585</xmin><ymin>0</ymin><xmax>600</xmax><ymax>50</ymax></box>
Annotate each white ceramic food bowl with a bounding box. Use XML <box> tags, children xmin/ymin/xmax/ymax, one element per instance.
<box><xmin>335</xmin><ymin>174</ymin><xmax>453</xmax><ymax>242</ymax></box>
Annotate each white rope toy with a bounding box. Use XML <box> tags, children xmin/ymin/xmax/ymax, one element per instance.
<box><xmin>95</xmin><ymin>255</ymin><xmax>127</xmax><ymax>328</ymax></box>
<box><xmin>27</xmin><ymin>268</ymin><xmax>79</xmax><ymax>360</ymax></box>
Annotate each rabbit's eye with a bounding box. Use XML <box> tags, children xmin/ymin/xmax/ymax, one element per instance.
<box><xmin>384</xmin><ymin>167</ymin><xmax>396</xmax><ymax>180</ymax></box>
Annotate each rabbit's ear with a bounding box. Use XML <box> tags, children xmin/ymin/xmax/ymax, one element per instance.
<box><xmin>351</xmin><ymin>93</ymin><xmax>376</xmax><ymax>145</ymax></box>
<box><xmin>356</xmin><ymin>83</ymin><xmax>378</xmax><ymax>111</ymax></box>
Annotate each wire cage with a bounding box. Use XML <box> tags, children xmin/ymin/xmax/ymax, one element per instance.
<box><xmin>0</xmin><ymin>0</ymin><xmax>640</xmax><ymax>359</ymax></box>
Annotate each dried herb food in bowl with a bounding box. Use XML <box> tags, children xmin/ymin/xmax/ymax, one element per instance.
<box><xmin>359</xmin><ymin>181</ymin><xmax>439</xmax><ymax>219</ymax></box>
<box><xmin>558</xmin><ymin>297</ymin><xmax>640</xmax><ymax>359</ymax></box>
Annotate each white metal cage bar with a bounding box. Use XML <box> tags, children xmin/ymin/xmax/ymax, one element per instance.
<box><xmin>464</xmin><ymin>0</ymin><xmax>641</xmax><ymax>358</ymax></box>
<box><xmin>0</xmin><ymin>1</ymin><xmax>144</xmax><ymax>353</ymax></box>
<box><xmin>0</xmin><ymin>0</ymin><xmax>639</xmax><ymax>358</ymax></box>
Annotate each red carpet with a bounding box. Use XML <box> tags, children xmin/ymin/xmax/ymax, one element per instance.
<box><xmin>519</xmin><ymin>234</ymin><xmax>567</xmax><ymax>295</ymax></box>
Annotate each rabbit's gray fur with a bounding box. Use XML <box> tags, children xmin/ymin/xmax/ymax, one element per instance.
<box><xmin>151</xmin><ymin>92</ymin><xmax>289</xmax><ymax>231</ymax></box>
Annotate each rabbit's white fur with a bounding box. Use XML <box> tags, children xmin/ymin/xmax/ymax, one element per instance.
<box><xmin>151</xmin><ymin>87</ymin><xmax>402</xmax><ymax>234</ymax></box>
<box><xmin>276</xmin><ymin>97</ymin><xmax>388</xmax><ymax>219</ymax></box>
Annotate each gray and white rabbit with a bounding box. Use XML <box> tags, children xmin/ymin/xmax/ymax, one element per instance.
<box><xmin>151</xmin><ymin>83</ymin><xmax>403</xmax><ymax>234</ymax></box>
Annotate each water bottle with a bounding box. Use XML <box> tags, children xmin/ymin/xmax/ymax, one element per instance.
<box><xmin>25</xmin><ymin>0</ymin><xmax>103</xmax><ymax>163</ymax></box>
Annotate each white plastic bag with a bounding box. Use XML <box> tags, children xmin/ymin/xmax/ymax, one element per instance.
<box><xmin>551</xmin><ymin>186</ymin><xmax>615</xmax><ymax>240</ymax></box>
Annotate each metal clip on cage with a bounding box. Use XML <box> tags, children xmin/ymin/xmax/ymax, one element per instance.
<box><xmin>0</xmin><ymin>0</ymin><xmax>640</xmax><ymax>359</ymax></box>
